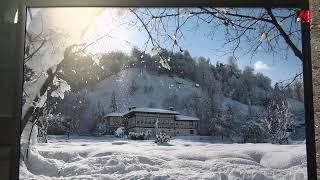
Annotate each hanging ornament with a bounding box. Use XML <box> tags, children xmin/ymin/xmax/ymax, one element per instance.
<box><xmin>296</xmin><ymin>9</ymin><xmax>310</xmax><ymax>24</ymax></box>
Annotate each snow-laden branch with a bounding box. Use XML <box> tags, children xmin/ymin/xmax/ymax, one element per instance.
<box><xmin>265</xmin><ymin>8</ymin><xmax>303</xmax><ymax>61</ymax></box>
<box><xmin>136</xmin><ymin>8</ymin><xmax>302</xmax><ymax>63</ymax></box>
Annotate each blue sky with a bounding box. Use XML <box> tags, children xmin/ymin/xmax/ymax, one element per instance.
<box><xmin>180</xmin><ymin>27</ymin><xmax>303</xmax><ymax>85</ymax></box>
<box><xmin>169</xmin><ymin>17</ymin><xmax>302</xmax><ymax>85</ymax></box>
<box><xmin>81</xmin><ymin>8</ymin><xmax>303</xmax><ymax>85</ymax></box>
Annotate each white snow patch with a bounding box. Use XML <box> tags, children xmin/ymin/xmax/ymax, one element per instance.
<box><xmin>104</xmin><ymin>112</ymin><xmax>124</xmax><ymax>117</ymax></box>
<box><xmin>51</xmin><ymin>77</ymin><xmax>71</xmax><ymax>99</ymax></box>
<box><xmin>150</xmin><ymin>46</ymin><xmax>162</xmax><ymax>56</ymax></box>
<box><xmin>179</xmin><ymin>8</ymin><xmax>191</xmax><ymax>17</ymax></box>
<box><xmin>175</xmin><ymin>115</ymin><xmax>199</xmax><ymax>121</ymax></box>
<box><xmin>20</xmin><ymin>136</ymin><xmax>307</xmax><ymax>180</ymax></box>
<box><xmin>126</xmin><ymin>107</ymin><xmax>179</xmax><ymax>115</ymax></box>
<box><xmin>260</xmin><ymin>32</ymin><xmax>271</xmax><ymax>42</ymax></box>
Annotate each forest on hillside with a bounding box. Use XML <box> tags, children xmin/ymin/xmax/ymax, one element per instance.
<box><xmin>23</xmin><ymin>45</ymin><xmax>305</xmax><ymax>144</ymax></box>
<box><xmin>25</xmin><ymin>45</ymin><xmax>303</xmax><ymax>105</ymax></box>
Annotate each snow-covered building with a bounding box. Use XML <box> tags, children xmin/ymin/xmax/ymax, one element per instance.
<box><xmin>104</xmin><ymin>112</ymin><xmax>125</xmax><ymax>135</ymax></box>
<box><xmin>103</xmin><ymin>107</ymin><xmax>199</xmax><ymax>136</ymax></box>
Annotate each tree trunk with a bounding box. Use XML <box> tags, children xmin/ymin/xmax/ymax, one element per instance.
<box><xmin>310</xmin><ymin>0</ymin><xmax>320</xmax><ymax>178</ymax></box>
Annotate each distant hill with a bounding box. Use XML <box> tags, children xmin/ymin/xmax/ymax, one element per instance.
<box><xmin>77</xmin><ymin>68</ymin><xmax>206</xmax><ymax>132</ymax></box>
<box><xmin>56</xmin><ymin>67</ymin><xmax>305</xmax><ymax>141</ymax></box>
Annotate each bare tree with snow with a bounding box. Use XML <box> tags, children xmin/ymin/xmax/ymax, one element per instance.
<box><xmin>263</xmin><ymin>97</ymin><xmax>291</xmax><ymax>144</ymax></box>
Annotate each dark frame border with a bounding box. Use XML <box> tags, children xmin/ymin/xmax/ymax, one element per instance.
<box><xmin>25</xmin><ymin>0</ymin><xmax>305</xmax><ymax>8</ymax></box>
<box><xmin>16</xmin><ymin>0</ymin><xmax>315</xmax><ymax>179</ymax></box>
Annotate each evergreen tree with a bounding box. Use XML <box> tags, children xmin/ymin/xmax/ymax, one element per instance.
<box><xmin>110</xmin><ymin>91</ymin><xmax>118</xmax><ymax>112</ymax></box>
<box><xmin>227</xmin><ymin>56</ymin><xmax>239</xmax><ymax>74</ymax></box>
<box><xmin>129</xmin><ymin>80</ymin><xmax>138</xmax><ymax>95</ymax></box>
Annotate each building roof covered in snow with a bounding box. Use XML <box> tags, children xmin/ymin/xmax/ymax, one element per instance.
<box><xmin>175</xmin><ymin>115</ymin><xmax>200</xmax><ymax>121</ymax></box>
<box><xmin>104</xmin><ymin>112</ymin><xmax>124</xmax><ymax>118</ymax></box>
<box><xmin>122</xmin><ymin>107</ymin><xmax>179</xmax><ymax>117</ymax></box>
<box><xmin>108</xmin><ymin>107</ymin><xmax>199</xmax><ymax>121</ymax></box>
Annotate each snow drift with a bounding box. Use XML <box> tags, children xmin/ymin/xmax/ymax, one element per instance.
<box><xmin>20</xmin><ymin>136</ymin><xmax>307</xmax><ymax>180</ymax></box>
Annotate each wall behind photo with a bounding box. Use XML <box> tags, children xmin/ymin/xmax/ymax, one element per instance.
<box><xmin>310</xmin><ymin>0</ymin><xmax>320</xmax><ymax>179</ymax></box>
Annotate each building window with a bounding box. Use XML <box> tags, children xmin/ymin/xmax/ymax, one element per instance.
<box><xmin>190</xmin><ymin>130</ymin><xmax>194</xmax><ymax>134</ymax></box>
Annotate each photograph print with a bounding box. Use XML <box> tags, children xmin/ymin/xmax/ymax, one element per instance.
<box><xmin>20</xmin><ymin>7</ymin><xmax>307</xmax><ymax>180</ymax></box>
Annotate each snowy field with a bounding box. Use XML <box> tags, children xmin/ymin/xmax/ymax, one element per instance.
<box><xmin>20</xmin><ymin>136</ymin><xmax>307</xmax><ymax>180</ymax></box>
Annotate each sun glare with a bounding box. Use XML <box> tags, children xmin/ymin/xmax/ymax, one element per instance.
<box><xmin>81</xmin><ymin>8</ymin><xmax>131</xmax><ymax>54</ymax></box>
<box><xmin>45</xmin><ymin>8</ymin><xmax>103</xmax><ymax>42</ymax></box>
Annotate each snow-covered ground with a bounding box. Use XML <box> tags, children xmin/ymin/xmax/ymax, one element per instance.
<box><xmin>20</xmin><ymin>136</ymin><xmax>307</xmax><ymax>180</ymax></box>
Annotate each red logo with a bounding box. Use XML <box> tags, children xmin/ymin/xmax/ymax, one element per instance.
<box><xmin>296</xmin><ymin>9</ymin><xmax>310</xmax><ymax>24</ymax></box>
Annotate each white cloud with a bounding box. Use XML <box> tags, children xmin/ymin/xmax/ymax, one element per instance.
<box><xmin>254</xmin><ymin>61</ymin><xmax>271</xmax><ymax>71</ymax></box>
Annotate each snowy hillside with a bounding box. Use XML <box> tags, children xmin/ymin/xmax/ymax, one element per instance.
<box><xmin>20</xmin><ymin>135</ymin><xmax>307</xmax><ymax>180</ymax></box>
<box><xmin>76</xmin><ymin>68</ymin><xmax>207</xmax><ymax>132</ymax></box>
<box><xmin>56</xmin><ymin>67</ymin><xmax>305</xmax><ymax>140</ymax></box>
